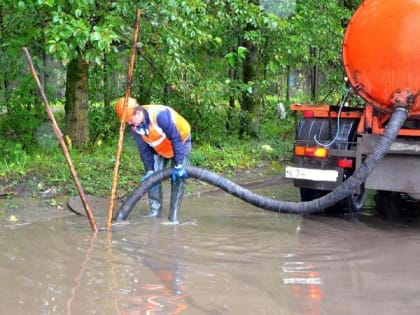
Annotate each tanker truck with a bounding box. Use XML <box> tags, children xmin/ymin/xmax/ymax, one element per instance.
<box><xmin>285</xmin><ymin>0</ymin><xmax>420</xmax><ymax>214</ymax></box>
<box><xmin>114</xmin><ymin>0</ymin><xmax>420</xmax><ymax>221</ymax></box>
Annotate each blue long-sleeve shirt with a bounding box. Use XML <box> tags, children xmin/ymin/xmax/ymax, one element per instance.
<box><xmin>131</xmin><ymin>107</ymin><xmax>187</xmax><ymax>171</ymax></box>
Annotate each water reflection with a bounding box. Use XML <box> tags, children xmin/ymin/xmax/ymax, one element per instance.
<box><xmin>283</xmin><ymin>261</ymin><xmax>323</xmax><ymax>315</ymax></box>
<box><xmin>1</xmin><ymin>183</ymin><xmax>420</xmax><ymax>314</ymax></box>
<box><xmin>66</xmin><ymin>233</ymin><xmax>97</xmax><ymax>315</ymax></box>
<box><xmin>113</xmin><ymin>221</ymin><xmax>188</xmax><ymax>314</ymax></box>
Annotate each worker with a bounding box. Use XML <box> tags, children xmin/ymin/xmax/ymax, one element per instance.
<box><xmin>115</xmin><ymin>97</ymin><xmax>191</xmax><ymax>224</ymax></box>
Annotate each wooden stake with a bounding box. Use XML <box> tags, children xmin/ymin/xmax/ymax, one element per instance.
<box><xmin>106</xmin><ymin>10</ymin><xmax>142</xmax><ymax>230</ymax></box>
<box><xmin>23</xmin><ymin>47</ymin><xmax>98</xmax><ymax>232</ymax></box>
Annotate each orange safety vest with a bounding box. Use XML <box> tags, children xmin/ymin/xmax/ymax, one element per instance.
<box><xmin>141</xmin><ymin>105</ymin><xmax>190</xmax><ymax>158</ymax></box>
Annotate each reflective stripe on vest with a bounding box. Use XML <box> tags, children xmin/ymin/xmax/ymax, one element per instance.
<box><xmin>141</xmin><ymin>105</ymin><xmax>190</xmax><ymax>158</ymax></box>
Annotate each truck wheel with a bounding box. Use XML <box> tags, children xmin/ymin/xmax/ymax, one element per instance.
<box><xmin>374</xmin><ymin>191</ymin><xmax>401</xmax><ymax>220</ymax></box>
<box><xmin>300</xmin><ymin>185</ymin><xmax>366</xmax><ymax>213</ymax></box>
<box><xmin>338</xmin><ymin>184</ymin><xmax>366</xmax><ymax>212</ymax></box>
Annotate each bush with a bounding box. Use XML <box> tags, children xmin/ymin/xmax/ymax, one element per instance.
<box><xmin>88</xmin><ymin>103</ymin><xmax>120</xmax><ymax>145</ymax></box>
<box><xmin>0</xmin><ymin>108</ymin><xmax>46</xmax><ymax>151</ymax></box>
<box><xmin>0</xmin><ymin>100</ymin><xmax>294</xmax><ymax>197</ymax></box>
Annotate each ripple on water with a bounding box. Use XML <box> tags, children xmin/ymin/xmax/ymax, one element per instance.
<box><xmin>2</xmin><ymin>186</ymin><xmax>420</xmax><ymax>314</ymax></box>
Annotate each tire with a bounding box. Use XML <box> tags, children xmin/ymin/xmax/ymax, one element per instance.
<box><xmin>299</xmin><ymin>187</ymin><xmax>336</xmax><ymax>214</ymax></box>
<box><xmin>374</xmin><ymin>191</ymin><xmax>401</xmax><ymax>220</ymax></box>
<box><xmin>338</xmin><ymin>184</ymin><xmax>366</xmax><ymax>213</ymax></box>
<box><xmin>300</xmin><ymin>185</ymin><xmax>366</xmax><ymax>214</ymax></box>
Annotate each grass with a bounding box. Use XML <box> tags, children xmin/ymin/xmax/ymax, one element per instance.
<box><xmin>0</xmin><ymin>104</ymin><xmax>295</xmax><ymax>198</ymax></box>
<box><xmin>0</xmin><ymin>132</ymin><xmax>293</xmax><ymax>198</ymax></box>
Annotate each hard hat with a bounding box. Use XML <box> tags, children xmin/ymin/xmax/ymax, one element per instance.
<box><xmin>115</xmin><ymin>97</ymin><xmax>138</xmax><ymax>122</ymax></box>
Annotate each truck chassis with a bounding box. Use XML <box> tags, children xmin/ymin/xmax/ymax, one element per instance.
<box><xmin>286</xmin><ymin>102</ymin><xmax>420</xmax><ymax>213</ymax></box>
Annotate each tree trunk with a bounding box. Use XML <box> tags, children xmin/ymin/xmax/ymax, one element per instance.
<box><xmin>286</xmin><ymin>65</ymin><xmax>291</xmax><ymax>103</ymax></box>
<box><xmin>65</xmin><ymin>52</ymin><xmax>89</xmax><ymax>147</ymax></box>
<box><xmin>226</xmin><ymin>58</ymin><xmax>238</xmax><ymax>132</ymax></box>
<box><xmin>102</xmin><ymin>55</ymin><xmax>120</xmax><ymax>107</ymax></box>
<box><xmin>309</xmin><ymin>47</ymin><xmax>318</xmax><ymax>103</ymax></box>
<box><xmin>239</xmin><ymin>0</ymin><xmax>260</xmax><ymax>138</ymax></box>
<box><xmin>103</xmin><ymin>55</ymin><xmax>111</xmax><ymax>108</ymax></box>
<box><xmin>0</xmin><ymin>6</ymin><xmax>10</xmax><ymax>108</ymax></box>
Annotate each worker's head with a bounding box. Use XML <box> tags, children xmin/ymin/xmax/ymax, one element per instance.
<box><xmin>115</xmin><ymin>97</ymin><xmax>138</xmax><ymax>122</ymax></box>
<box><xmin>115</xmin><ymin>97</ymin><xmax>144</xmax><ymax>127</ymax></box>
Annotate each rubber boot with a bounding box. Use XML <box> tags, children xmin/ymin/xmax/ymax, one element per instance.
<box><xmin>144</xmin><ymin>154</ymin><xmax>168</xmax><ymax>217</ymax></box>
<box><xmin>144</xmin><ymin>184</ymin><xmax>162</xmax><ymax>217</ymax></box>
<box><xmin>168</xmin><ymin>179</ymin><xmax>186</xmax><ymax>223</ymax></box>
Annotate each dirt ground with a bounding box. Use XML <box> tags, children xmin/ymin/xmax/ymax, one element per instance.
<box><xmin>0</xmin><ymin>163</ymin><xmax>285</xmax><ymax>228</ymax></box>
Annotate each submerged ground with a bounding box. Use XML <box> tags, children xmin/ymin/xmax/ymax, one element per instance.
<box><xmin>0</xmin><ymin>164</ymin><xmax>284</xmax><ymax>228</ymax></box>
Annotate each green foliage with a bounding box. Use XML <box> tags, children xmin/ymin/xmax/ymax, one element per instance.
<box><xmin>0</xmin><ymin>0</ymin><xmax>360</xmax><ymax>195</ymax></box>
<box><xmin>0</xmin><ymin>105</ymin><xmax>293</xmax><ymax>196</ymax></box>
<box><xmin>192</xmin><ymin>140</ymin><xmax>255</xmax><ymax>173</ymax></box>
<box><xmin>0</xmin><ymin>142</ymin><xmax>30</xmax><ymax>178</ymax></box>
<box><xmin>260</xmin><ymin>98</ymin><xmax>294</xmax><ymax>137</ymax></box>
<box><xmin>1</xmin><ymin>0</ymin><xmax>357</xmax><ymax>135</ymax></box>
<box><xmin>88</xmin><ymin>102</ymin><xmax>119</xmax><ymax>145</ymax></box>
<box><xmin>278</xmin><ymin>0</ymin><xmax>352</xmax><ymax>103</ymax></box>
<box><xmin>39</xmin><ymin>0</ymin><xmax>127</xmax><ymax>66</ymax></box>
<box><xmin>0</xmin><ymin>107</ymin><xmax>47</xmax><ymax>150</ymax></box>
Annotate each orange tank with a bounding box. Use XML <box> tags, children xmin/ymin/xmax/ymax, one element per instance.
<box><xmin>342</xmin><ymin>0</ymin><xmax>420</xmax><ymax>115</ymax></box>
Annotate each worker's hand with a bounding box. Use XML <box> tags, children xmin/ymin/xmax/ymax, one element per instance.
<box><xmin>172</xmin><ymin>165</ymin><xmax>188</xmax><ymax>182</ymax></box>
<box><xmin>141</xmin><ymin>170</ymin><xmax>154</xmax><ymax>182</ymax></box>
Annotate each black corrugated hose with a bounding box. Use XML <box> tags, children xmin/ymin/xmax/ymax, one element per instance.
<box><xmin>113</xmin><ymin>108</ymin><xmax>408</xmax><ymax>222</ymax></box>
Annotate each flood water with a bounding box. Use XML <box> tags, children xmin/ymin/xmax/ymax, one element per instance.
<box><xmin>1</xmin><ymin>180</ymin><xmax>420</xmax><ymax>315</ymax></box>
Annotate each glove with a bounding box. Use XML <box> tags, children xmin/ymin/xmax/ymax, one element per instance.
<box><xmin>141</xmin><ymin>170</ymin><xmax>154</xmax><ymax>182</ymax></box>
<box><xmin>171</xmin><ymin>165</ymin><xmax>188</xmax><ymax>182</ymax></box>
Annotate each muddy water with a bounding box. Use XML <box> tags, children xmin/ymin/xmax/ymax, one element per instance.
<box><xmin>1</xmin><ymin>182</ymin><xmax>420</xmax><ymax>315</ymax></box>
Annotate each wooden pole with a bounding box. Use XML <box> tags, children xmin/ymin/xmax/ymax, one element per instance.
<box><xmin>23</xmin><ymin>47</ymin><xmax>98</xmax><ymax>232</ymax></box>
<box><xmin>106</xmin><ymin>10</ymin><xmax>142</xmax><ymax>230</ymax></box>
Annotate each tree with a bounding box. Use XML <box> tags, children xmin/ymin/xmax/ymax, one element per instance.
<box><xmin>38</xmin><ymin>0</ymin><xmax>132</xmax><ymax>146</ymax></box>
<box><xmin>240</xmin><ymin>0</ymin><xmax>261</xmax><ymax>138</ymax></box>
<box><xmin>276</xmin><ymin>0</ymin><xmax>352</xmax><ymax>103</ymax></box>
<box><xmin>0</xmin><ymin>0</ymin><xmax>359</xmax><ymax>148</ymax></box>
<box><xmin>65</xmin><ymin>52</ymin><xmax>89</xmax><ymax>146</ymax></box>
<box><xmin>0</xmin><ymin>1</ymin><xmax>45</xmax><ymax>109</ymax></box>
